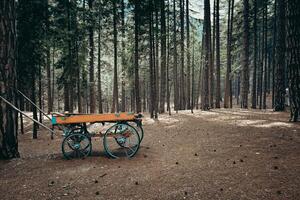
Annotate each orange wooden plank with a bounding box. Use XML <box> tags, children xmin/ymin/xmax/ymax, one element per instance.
<box><xmin>53</xmin><ymin>112</ymin><xmax>137</xmax><ymax>125</ymax></box>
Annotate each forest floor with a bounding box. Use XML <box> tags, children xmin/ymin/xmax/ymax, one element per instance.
<box><xmin>0</xmin><ymin>108</ymin><xmax>300</xmax><ymax>200</ymax></box>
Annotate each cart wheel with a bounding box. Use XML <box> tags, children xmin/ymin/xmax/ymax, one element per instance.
<box><xmin>131</xmin><ymin>122</ymin><xmax>144</xmax><ymax>142</ymax></box>
<box><xmin>104</xmin><ymin>123</ymin><xmax>140</xmax><ymax>159</ymax></box>
<box><xmin>62</xmin><ymin>130</ymin><xmax>92</xmax><ymax>160</ymax></box>
<box><xmin>121</xmin><ymin>122</ymin><xmax>144</xmax><ymax>143</ymax></box>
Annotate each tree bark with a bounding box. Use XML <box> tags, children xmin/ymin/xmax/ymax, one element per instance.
<box><xmin>112</xmin><ymin>0</ymin><xmax>119</xmax><ymax>113</ymax></box>
<box><xmin>224</xmin><ymin>0</ymin><xmax>234</xmax><ymax>108</ymax></box>
<box><xmin>0</xmin><ymin>0</ymin><xmax>19</xmax><ymax>159</ymax></box>
<box><xmin>179</xmin><ymin>0</ymin><xmax>185</xmax><ymax>109</ymax></box>
<box><xmin>186</xmin><ymin>0</ymin><xmax>191</xmax><ymax>109</ymax></box>
<box><xmin>215</xmin><ymin>0</ymin><xmax>221</xmax><ymax>108</ymax></box>
<box><xmin>286</xmin><ymin>0</ymin><xmax>300</xmax><ymax>122</ymax></box>
<box><xmin>251</xmin><ymin>0</ymin><xmax>257</xmax><ymax>109</ymax></box>
<box><xmin>149</xmin><ymin>6</ymin><xmax>155</xmax><ymax>118</ymax></box>
<box><xmin>88</xmin><ymin>0</ymin><xmax>96</xmax><ymax>113</ymax></box>
<box><xmin>121</xmin><ymin>0</ymin><xmax>126</xmax><ymax>112</ymax></box>
<box><xmin>159</xmin><ymin>0</ymin><xmax>167</xmax><ymax>113</ymax></box>
<box><xmin>263</xmin><ymin>2</ymin><xmax>268</xmax><ymax>109</ymax></box>
<box><xmin>274</xmin><ymin>0</ymin><xmax>286</xmax><ymax>111</ymax></box>
<box><xmin>173</xmin><ymin>0</ymin><xmax>179</xmax><ymax>112</ymax></box>
<box><xmin>202</xmin><ymin>0</ymin><xmax>211</xmax><ymax>110</ymax></box>
<box><xmin>134</xmin><ymin>0</ymin><xmax>141</xmax><ymax>113</ymax></box>
<box><xmin>97</xmin><ymin>4</ymin><xmax>103</xmax><ymax>113</ymax></box>
<box><xmin>240</xmin><ymin>0</ymin><xmax>250</xmax><ymax>108</ymax></box>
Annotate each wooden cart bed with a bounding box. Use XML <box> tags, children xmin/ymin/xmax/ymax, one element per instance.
<box><xmin>51</xmin><ymin>112</ymin><xmax>139</xmax><ymax>125</ymax></box>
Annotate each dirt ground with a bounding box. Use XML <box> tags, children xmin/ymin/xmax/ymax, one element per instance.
<box><xmin>0</xmin><ymin>109</ymin><xmax>299</xmax><ymax>200</ymax></box>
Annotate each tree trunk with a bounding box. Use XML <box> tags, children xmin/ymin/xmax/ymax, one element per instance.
<box><xmin>97</xmin><ymin>4</ymin><xmax>103</xmax><ymax>113</ymax></box>
<box><xmin>224</xmin><ymin>0</ymin><xmax>234</xmax><ymax>108</ymax></box>
<box><xmin>251</xmin><ymin>0</ymin><xmax>257</xmax><ymax>109</ymax></box>
<box><xmin>240</xmin><ymin>0</ymin><xmax>250</xmax><ymax>108</ymax></box>
<box><xmin>274</xmin><ymin>0</ymin><xmax>286</xmax><ymax>111</ymax></box>
<box><xmin>215</xmin><ymin>0</ymin><xmax>221</xmax><ymax>108</ymax></box>
<box><xmin>134</xmin><ymin>0</ymin><xmax>141</xmax><ymax>113</ymax></box>
<box><xmin>173</xmin><ymin>0</ymin><xmax>179</xmax><ymax>112</ymax></box>
<box><xmin>159</xmin><ymin>0</ymin><xmax>167</xmax><ymax>113</ymax></box>
<box><xmin>149</xmin><ymin>7</ymin><xmax>155</xmax><ymax>118</ymax></box>
<box><xmin>191</xmin><ymin>30</ymin><xmax>195</xmax><ymax>112</ymax></box>
<box><xmin>202</xmin><ymin>0</ymin><xmax>211</xmax><ymax>110</ymax></box>
<box><xmin>179</xmin><ymin>0</ymin><xmax>185</xmax><ymax>110</ymax></box>
<box><xmin>121</xmin><ymin>0</ymin><xmax>126</xmax><ymax>112</ymax></box>
<box><xmin>263</xmin><ymin>2</ymin><xmax>268</xmax><ymax>109</ymax></box>
<box><xmin>271</xmin><ymin>0</ymin><xmax>277</xmax><ymax>109</ymax></box>
<box><xmin>166</xmin><ymin>0</ymin><xmax>171</xmax><ymax>115</ymax></box>
<box><xmin>186</xmin><ymin>0</ymin><xmax>191</xmax><ymax>109</ymax></box>
<box><xmin>210</xmin><ymin>0</ymin><xmax>215</xmax><ymax>108</ymax></box>
<box><xmin>0</xmin><ymin>0</ymin><xmax>19</xmax><ymax>159</ymax></box>
<box><xmin>88</xmin><ymin>0</ymin><xmax>96</xmax><ymax>113</ymax></box>
<box><xmin>112</xmin><ymin>0</ymin><xmax>119</xmax><ymax>113</ymax></box>
<box><xmin>286</xmin><ymin>0</ymin><xmax>300</xmax><ymax>122</ymax></box>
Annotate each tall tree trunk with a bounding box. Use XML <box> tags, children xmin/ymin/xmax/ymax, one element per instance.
<box><xmin>271</xmin><ymin>0</ymin><xmax>277</xmax><ymax>109</ymax></box>
<box><xmin>166</xmin><ymin>0</ymin><xmax>171</xmax><ymax>115</ymax></box>
<box><xmin>202</xmin><ymin>0</ymin><xmax>211</xmax><ymax>110</ymax></box>
<box><xmin>46</xmin><ymin>46</ymin><xmax>52</xmax><ymax>114</ymax></box>
<box><xmin>112</xmin><ymin>0</ymin><xmax>119</xmax><ymax>113</ymax></box>
<box><xmin>263</xmin><ymin>2</ymin><xmax>268</xmax><ymax>109</ymax></box>
<box><xmin>45</xmin><ymin>0</ymin><xmax>52</xmax><ymax>114</ymax></box>
<box><xmin>0</xmin><ymin>0</ymin><xmax>19</xmax><ymax>158</ymax></box>
<box><xmin>186</xmin><ymin>0</ymin><xmax>191</xmax><ymax>109</ymax></box>
<box><xmin>134</xmin><ymin>0</ymin><xmax>141</xmax><ymax>113</ymax></box>
<box><xmin>159</xmin><ymin>0</ymin><xmax>167</xmax><ymax>113</ymax></box>
<box><xmin>191</xmin><ymin>30</ymin><xmax>195</xmax><ymax>112</ymax></box>
<box><xmin>153</xmin><ymin>5</ymin><xmax>158</xmax><ymax>119</ymax></box>
<box><xmin>286</xmin><ymin>0</ymin><xmax>300</xmax><ymax>122</ymax></box>
<box><xmin>121</xmin><ymin>0</ymin><xmax>126</xmax><ymax>112</ymax></box>
<box><xmin>179</xmin><ymin>0</ymin><xmax>185</xmax><ymax>109</ymax></box>
<box><xmin>224</xmin><ymin>0</ymin><xmax>234</xmax><ymax>108</ymax></box>
<box><xmin>197</xmin><ymin>35</ymin><xmax>204</xmax><ymax>109</ymax></box>
<box><xmin>274</xmin><ymin>0</ymin><xmax>286</xmax><ymax>111</ymax></box>
<box><xmin>97</xmin><ymin>4</ymin><xmax>103</xmax><ymax>113</ymax></box>
<box><xmin>64</xmin><ymin>3</ymin><xmax>71</xmax><ymax>112</ymax></box>
<box><xmin>259</xmin><ymin>24</ymin><xmax>263</xmax><ymax>109</ymax></box>
<box><xmin>149</xmin><ymin>7</ymin><xmax>155</xmax><ymax>118</ymax></box>
<box><xmin>154</xmin><ymin>4</ymin><xmax>159</xmax><ymax>118</ymax></box>
<box><xmin>209</xmin><ymin>0</ymin><xmax>215</xmax><ymax>108</ymax></box>
<box><xmin>173</xmin><ymin>0</ymin><xmax>179</xmax><ymax>112</ymax></box>
<box><xmin>251</xmin><ymin>0</ymin><xmax>257</xmax><ymax>109</ymax></box>
<box><xmin>240</xmin><ymin>0</ymin><xmax>250</xmax><ymax>108</ymax></box>
<box><xmin>88</xmin><ymin>0</ymin><xmax>95</xmax><ymax>113</ymax></box>
<box><xmin>215</xmin><ymin>0</ymin><xmax>221</xmax><ymax>108</ymax></box>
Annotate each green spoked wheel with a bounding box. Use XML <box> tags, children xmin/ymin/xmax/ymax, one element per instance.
<box><xmin>104</xmin><ymin>123</ymin><xmax>140</xmax><ymax>159</ymax></box>
<box><xmin>62</xmin><ymin>129</ymin><xmax>92</xmax><ymax>160</ymax></box>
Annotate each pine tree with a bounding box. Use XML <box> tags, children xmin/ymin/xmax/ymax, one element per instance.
<box><xmin>215</xmin><ymin>0</ymin><xmax>221</xmax><ymax>108</ymax></box>
<box><xmin>240</xmin><ymin>0</ymin><xmax>250</xmax><ymax>108</ymax></box>
<box><xmin>286</xmin><ymin>0</ymin><xmax>300</xmax><ymax>121</ymax></box>
<box><xmin>0</xmin><ymin>0</ymin><xmax>19</xmax><ymax>159</ymax></box>
<box><xmin>274</xmin><ymin>0</ymin><xmax>286</xmax><ymax>111</ymax></box>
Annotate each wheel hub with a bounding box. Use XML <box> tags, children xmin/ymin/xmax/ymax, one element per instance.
<box><xmin>73</xmin><ymin>143</ymin><xmax>81</xmax><ymax>149</ymax></box>
<box><xmin>116</xmin><ymin>137</ymin><xmax>126</xmax><ymax>144</ymax></box>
